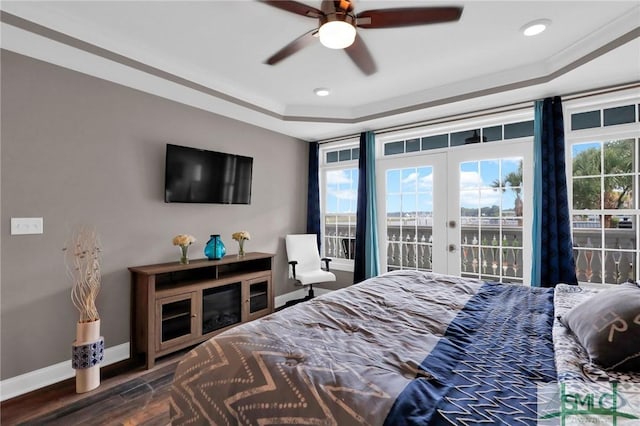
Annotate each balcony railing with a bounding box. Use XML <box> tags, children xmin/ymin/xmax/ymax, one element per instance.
<box><xmin>324</xmin><ymin>222</ymin><xmax>637</xmax><ymax>285</ymax></box>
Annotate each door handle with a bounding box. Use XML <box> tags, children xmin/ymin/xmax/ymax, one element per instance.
<box><xmin>448</xmin><ymin>244</ymin><xmax>457</xmax><ymax>252</ymax></box>
<box><xmin>448</xmin><ymin>220</ymin><xmax>457</xmax><ymax>228</ymax></box>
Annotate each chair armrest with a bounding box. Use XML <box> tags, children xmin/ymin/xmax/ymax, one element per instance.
<box><xmin>321</xmin><ymin>257</ymin><xmax>331</xmax><ymax>271</ymax></box>
<box><xmin>288</xmin><ymin>260</ymin><xmax>298</xmax><ymax>280</ymax></box>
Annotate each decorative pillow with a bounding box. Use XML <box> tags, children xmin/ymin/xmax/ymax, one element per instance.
<box><xmin>559</xmin><ymin>282</ymin><xmax>640</xmax><ymax>371</ymax></box>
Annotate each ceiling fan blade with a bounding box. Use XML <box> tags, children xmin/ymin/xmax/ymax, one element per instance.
<box><xmin>265</xmin><ymin>29</ymin><xmax>318</xmax><ymax>65</ymax></box>
<box><xmin>345</xmin><ymin>33</ymin><xmax>376</xmax><ymax>75</ymax></box>
<box><xmin>259</xmin><ymin>0</ymin><xmax>322</xmax><ymax>18</ymax></box>
<box><xmin>356</xmin><ymin>7</ymin><xmax>463</xmax><ymax>28</ymax></box>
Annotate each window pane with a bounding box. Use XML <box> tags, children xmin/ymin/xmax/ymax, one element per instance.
<box><xmin>460</xmin><ymin>161</ymin><xmax>480</xmax><ymax>190</ymax></box>
<box><xmin>483</xmin><ymin>126</ymin><xmax>502</xmax><ymax>142</ymax></box>
<box><xmin>387</xmin><ymin>169</ymin><xmax>401</xmax><ymax>193</ymax></box>
<box><xmin>327</xmin><ymin>151</ymin><xmax>338</xmax><ymax>163</ymax></box>
<box><xmin>338</xmin><ymin>149</ymin><xmax>351</xmax><ymax>161</ymax></box>
<box><xmin>460</xmin><ymin>190</ymin><xmax>480</xmax><ymax>215</ymax></box>
<box><xmin>604</xmin><ymin>175</ymin><xmax>633</xmax><ymax>209</ymax></box>
<box><xmin>480</xmin><ymin>160</ymin><xmax>499</xmax><ymax>189</ymax></box>
<box><xmin>502</xmin><ymin>188</ymin><xmax>523</xmax><ymax>218</ymax></box>
<box><xmin>421</xmin><ymin>134</ymin><xmax>448</xmax><ymax>150</ymax></box>
<box><xmin>573</xmin><ymin>177</ymin><xmax>601</xmax><ymax>209</ymax></box>
<box><xmin>451</xmin><ymin>129</ymin><xmax>480</xmax><ymax>146</ymax></box>
<box><xmin>401</xmin><ymin>168</ymin><xmax>417</xmax><ymax>192</ymax></box>
<box><xmin>387</xmin><ymin>194</ymin><xmax>401</xmax><ymax>214</ymax></box>
<box><xmin>604</xmin><ymin>105</ymin><xmax>635</xmax><ymax>126</ymax></box>
<box><xmin>385</xmin><ymin>141</ymin><xmax>404</xmax><ymax>156</ymax></box>
<box><xmin>504</xmin><ymin>120</ymin><xmax>534</xmax><ymax>139</ymax></box>
<box><xmin>402</xmin><ymin>194</ymin><xmax>417</xmax><ymax>216</ymax></box>
<box><xmin>603</xmin><ymin>139</ymin><xmax>634</xmax><ymax>174</ymax></box>
<box><xmin>406</xmin><ymin>138</ymin><xmax>420</xmax><ymax>152</ymax></box>
<box><xmin>350</xmin><ymin>169</ymin><xmax>359</xmax><ymax>212</ymax></box>
<box><xmin>417</xmin><ymin>193</ymin><xmax>432</xmax><ymax>217</ymax></box>
<box><xmin>571</xmin><ymin>110</ymin><xmax>601</xmax><ymax>130</ymax></box>
<box><xmin>323</xmin><ymin>166</ymin><xmax>358</xmax><ymax>261</ymax></box>
<box><xmin>351</xmin><ymin>148</ymin><xmax>360</xmax><ymax>160</ymax></box>
<box><xmin>572</xmin><ymin>142</ymin><xmax>601</xmax><ymax>176</ymax></box>
<box><xmin>417</xmin><ymin>167</ymin><xmax>433</xmax><ymax>192</ymax></box>
<box><xmin>501</xmin><ymin>158</ymin><xmax>523</xmax><ymax>188</ymax></box>
<box><xmin>573</xmin><ymin>215</ymin><xmax>603</xmax><ymax>248</ymax></box>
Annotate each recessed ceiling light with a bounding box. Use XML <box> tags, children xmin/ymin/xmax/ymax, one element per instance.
<box><xmin>522</xmin><ymin>19</ymin><xmax>551</xmax><ymax>36</ymax></box>
<box><xmin>314</xmin><ymin>88</ymin><xmax>330</xmax><ymax>97</ymax></box>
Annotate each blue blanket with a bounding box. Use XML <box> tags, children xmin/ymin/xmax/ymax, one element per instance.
<box><xmin>385</xmin><ymin>282</ymin><xmax>556</xmax><ymax>425</ymax></box>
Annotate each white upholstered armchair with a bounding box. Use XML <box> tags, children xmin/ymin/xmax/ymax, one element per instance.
<box><xmin>285</xmin><ymin>234</ymin><xmax>336</xmax><ymax>300</ymax></box>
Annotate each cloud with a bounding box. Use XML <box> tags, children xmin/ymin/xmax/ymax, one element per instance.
<box><xmin>401</xmin><ymin>170</ymin><xmax>433</xmax><ymax>191</ymax></box>
<box><xmin>326</xmin><ymin>169</ymin><xmax>354</xmax><ymax>185</ymax></box>
<box><xmin>460</xmin><ymin>171</ymin><xmax>484</xmax><ymax>190</ymax></box>
<box><xmin>328</xmin><ymin>189</ymin><xmax>358</xmax><ymax>201</ymax></box>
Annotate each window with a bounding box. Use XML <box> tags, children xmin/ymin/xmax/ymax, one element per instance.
<box><xmin>385</xmin><ymin>166</ymin><xmax>435</xmax><ymax>271</ymax></box>
<box><xmin>457</xmin><ymin>157</ymin><xmax>525</xmax><ymax>284</ymax></box>
<box><xmin>320</xmin><ymin>142</ymin><xmax>359</xmax><ymax>270</ymax></box>
<box><xmin>377</xmin><ymin>111</ymin><xmax>533</xmax><ymax>283</ymax></box>
<box><xmin>382</xmin><ymin>119</ymin><xmax>534</xmax><ymax>156</ymax></box>
<box><xmin>566</xmin><ymin>92</ymin><xmax>639</xmax><ymax>284</ymax></box>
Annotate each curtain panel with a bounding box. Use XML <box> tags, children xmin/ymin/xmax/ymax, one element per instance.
<box><xmin>532</xmin><ymin>97</ymin><xmax>578</xmax><ymax>287</ymax></box>
<box><xmin>306</xmin><ymin>142</ymin><xmax>321</xmax><ymax>249</ymax></box>
<box><xmin>354</xmin><ymin>131</ymin><xmax>380</xmax><ymax>283</ymax></box>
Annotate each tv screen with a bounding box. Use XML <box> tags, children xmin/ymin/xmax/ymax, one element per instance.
<box><xmin>164</xmin><ymin>144</ymin><xmax>253</xmax><ymax>204</ymax></box>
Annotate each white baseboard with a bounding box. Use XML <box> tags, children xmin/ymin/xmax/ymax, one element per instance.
<box><xmin>0</xmin><ymin>342</ymin><xmax>130</xmax><ymax>402</ymax></box>
<box><xmin>1</xmin><ymin>290</ymin><xmax>335</xmax><ymax>401</ymax></box>
<box><xmin>274</xmin><ymin>287</ymin><xmax>333</xmax><ymax>308</ymax></box>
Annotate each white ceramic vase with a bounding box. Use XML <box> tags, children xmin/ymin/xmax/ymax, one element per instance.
<box><xmin>73</xmin><ymin>319</ymin><xmax>102</xmax><ymax>393</ymax></box>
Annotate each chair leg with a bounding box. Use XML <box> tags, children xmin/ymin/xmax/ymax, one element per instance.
<box><xmin>307</xmin><ymin>284</ymin><xmax>314</xmax><ymax>299</ymax></box>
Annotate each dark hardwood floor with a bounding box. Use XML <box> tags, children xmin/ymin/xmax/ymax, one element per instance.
<box><xmin>1</xmin><ymin>351</ymin><xmax>186</xmax><ymax>425</ymax></box>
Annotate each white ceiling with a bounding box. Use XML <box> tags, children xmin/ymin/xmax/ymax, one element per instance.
<box><xmin>1</xmin><ymin>1</ymin><xmax>639</xmax><ymax>141</ymax></box>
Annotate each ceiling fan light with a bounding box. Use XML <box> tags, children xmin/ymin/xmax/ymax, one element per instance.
<box><xmin>319</xmin><ymin>21</ymin><xmax>356</xmax><ymax>49</ymax></box>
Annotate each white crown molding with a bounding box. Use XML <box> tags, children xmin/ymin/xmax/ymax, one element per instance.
<box><xmin>1</xmin><ymin>4</ymin><xmax>638</xmax><ymax>141</ymax></box>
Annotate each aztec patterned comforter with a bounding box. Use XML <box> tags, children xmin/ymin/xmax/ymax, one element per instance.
<box><xmin>171</xmin><ymin>270</ymin><xmax>563</xmax><ymax>425</ymax></box>
<box><xmin>548</xmin><ymin>284</ymin><xmax>640</xmax><ymax>423</ymax></box>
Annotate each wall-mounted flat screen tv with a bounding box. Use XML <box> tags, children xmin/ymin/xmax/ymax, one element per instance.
<box><xmin>164</xmin><ymin>144</ymin><xmax>253</xmax><ymax>204</ymax></box>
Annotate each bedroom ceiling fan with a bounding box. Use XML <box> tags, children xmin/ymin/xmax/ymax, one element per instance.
<box><xmin>261</xmin><ymin>0</ymin><xmax>463</xmax><ymax>75</ymax></box>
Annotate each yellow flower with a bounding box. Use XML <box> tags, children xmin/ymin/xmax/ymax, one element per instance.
<box><xmin>232</xmin><ymin>231</ymin><xmax>250</xmax><ymax>241</ymax></box>
<box><xmin>172</xmin><ymin>234</ymin><xmax>195</xmax><ymax>247</ymax></box>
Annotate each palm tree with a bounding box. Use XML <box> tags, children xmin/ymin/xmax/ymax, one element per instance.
<box><xmin>572</xmin><ymin>139</ymin><xmax>633</xmax><ymax>210</ymax></box>
<box><xmin>492</xmin><ymin>161</ymin><xmax>523</xmax><ymax>217</ymax></box>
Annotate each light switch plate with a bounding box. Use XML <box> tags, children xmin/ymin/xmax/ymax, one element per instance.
<box><xmin>11</xmin><ymin>217</ymin><xmax>44</xmax><ymax>235</ymax></box>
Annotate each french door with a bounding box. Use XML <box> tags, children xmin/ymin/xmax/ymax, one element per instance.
<box><xmin>377</xmin><ymin>141</ymin><xmax>532</xmax><ymax>284</ymax></box>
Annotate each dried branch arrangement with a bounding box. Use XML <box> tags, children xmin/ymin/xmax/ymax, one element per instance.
<box><xmin>63</xmin><ymin>227</ymin><xmax>102</xmax><ymax>323</ymax></box>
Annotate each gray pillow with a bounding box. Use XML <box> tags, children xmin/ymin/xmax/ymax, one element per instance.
<box><xmin>559</xmin><ymin>282</ymin><xmax>640</xmax><ymax>371</ymax></box>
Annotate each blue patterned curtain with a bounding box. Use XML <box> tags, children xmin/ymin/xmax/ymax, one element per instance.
<box><xmin>354</xmin><ymin>131</ymin><xmax>380</xmax><ymax>283</ymax></box>
<box><xmin>532</xmin><ymin>101</ymin><xmax>544</xmax><ymax>286</ymax></box>
<box><xmin>531</xmin><ymin>97</ymin><xmax>578</xmax><ymax>287</ymax></box>
<box><xmin>306</xmin><ymin>142</ymin><xmax>321</xmax><ymax>249</ymax></box>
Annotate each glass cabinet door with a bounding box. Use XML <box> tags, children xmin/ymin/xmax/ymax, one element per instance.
<box><xmin>156</xmin><ymin>292</ymin><xmax>197</xmax><ymax>352</ymax></box>
<box><xmin>245</xmin><ymin>275</ymin><xmax>271</xmax><ymax>321</ymax></box>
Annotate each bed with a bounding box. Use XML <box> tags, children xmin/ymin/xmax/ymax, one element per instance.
<box><xmin>170</xmin><ymin>270</ymin><xmax>640</xmax><ymax>425</ymax></box>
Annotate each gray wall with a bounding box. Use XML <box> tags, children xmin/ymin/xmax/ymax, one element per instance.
<box><xmin>0</xmin><ymin>51</ymin><xmax>308</xmax><ymax>379</ymax></box>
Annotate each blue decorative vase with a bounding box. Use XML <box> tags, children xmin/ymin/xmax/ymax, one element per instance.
<box><xmin>204</xmin><ymin>234</ymin><xmax>226</xmax><ymax>260</ymax></box>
